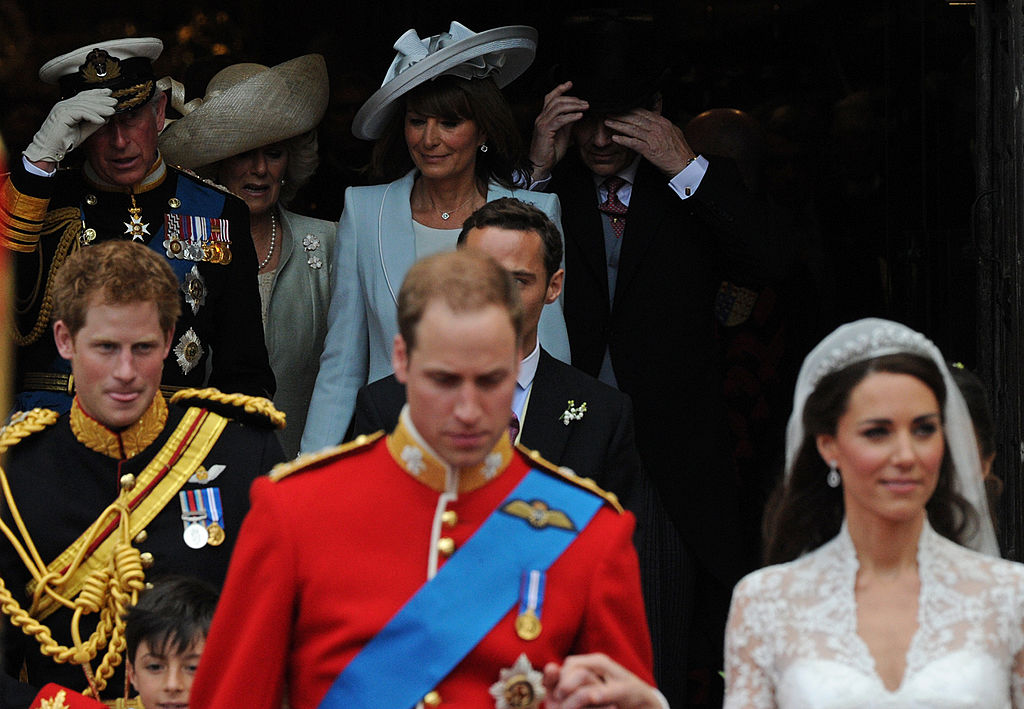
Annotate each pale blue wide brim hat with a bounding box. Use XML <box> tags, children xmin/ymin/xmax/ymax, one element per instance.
<box><xmin>352</xmin><ymin>21</ymin><xmax>537</xmax><ymax>141</ymax></box>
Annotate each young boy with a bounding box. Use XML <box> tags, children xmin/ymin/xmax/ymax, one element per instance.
<box><xmin>125</xmin><ymin>577</ymin><xmax>218</xmax><ymax>709</ymax></box>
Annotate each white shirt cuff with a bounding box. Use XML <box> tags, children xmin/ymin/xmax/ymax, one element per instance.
<box><xmin>22</xmin><ymin>155</ymin><xmax>57</xmax><ymax>177</ymax></box>
<box><xmin>668</xmin><ymin>154</ymin><xmax>709</xmax><ymax>200</ymax></box>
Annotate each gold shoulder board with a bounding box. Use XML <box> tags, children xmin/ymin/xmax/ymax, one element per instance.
<box><xmin>514</xmin><ymin>442</ymin><xmax>624</xmax><ymax>513</ymax></box>
<box><xmin>269</xmin><ymin>431</ymin><xmax>385</xmax><ymax>482</ymax></box>
<box><xmin>169</xmin><ymin>387</ymin><xmax>286</xmax><ymax>430</ymax></box>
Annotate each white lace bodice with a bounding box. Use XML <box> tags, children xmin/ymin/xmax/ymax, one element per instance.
<box><xmin>724</xmin><ymin>523</ymin><xmax>1024</xmax><ymax>708</ymax></box>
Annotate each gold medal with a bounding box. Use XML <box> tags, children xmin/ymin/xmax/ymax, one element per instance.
<box><xmin>514</xmin><ymin>610</ymin><xmax>541</xmax><ymax>641</ymax></box>
<box><xmin>206</xmin><ymin>523</ymin><xmax>225</xmax><ymax>546</ymax></box>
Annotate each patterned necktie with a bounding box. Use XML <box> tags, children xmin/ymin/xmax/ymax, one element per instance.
<box><xmin>508</xmin><ymin>411</ymin><xmax>520</xmax><ymax>443</ymax></box>
<box><xmin>598</xmin><ymin>175</ymin><xmax>628</xmax><ymax>238</ymax></box>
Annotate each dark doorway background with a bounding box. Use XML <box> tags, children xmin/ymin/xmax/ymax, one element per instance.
<box><xmin>5</xmin><ymin>0</ymin><xmax>1010</xmax><ymax>549</ymax></box>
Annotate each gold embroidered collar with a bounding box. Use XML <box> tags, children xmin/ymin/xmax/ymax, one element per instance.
<box><xmin>83</xmin><ymin>155</ymin><xmax>167</xmax><ymax>194</ymax></box>
<box><xmin>70</xmin><ymin>394</ymin><xmax>168</xmax><ymax>459</ymax></box>
<box><xmin>386</xmin><ymin>406</ymin><xmax>513</xmax><ymax>494</ymax></box>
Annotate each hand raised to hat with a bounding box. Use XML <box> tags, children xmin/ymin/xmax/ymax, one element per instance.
<box><xmin>605</xmin><ymin>108</ymin><xmax>697</xmax><ymax>179</ymax></box>
<box><xmin>542</xmin><ymin>654</ymin><xmax>666</xmax><ymax>709</ymax></box>
<box><xmin>529</xmin><ymin>81</ymin><xmax>589</xmax><ymax>183</ymax></box>
<box><xmin>23</xmin><ymin>88</ymin><xmax>117</xmax><ymax>168</ymax></box>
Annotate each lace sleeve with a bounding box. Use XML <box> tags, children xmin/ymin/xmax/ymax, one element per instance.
<box><xmin>723</xmin><ymin>574</ymin><xmax>776</xmax><ymax>709</ymax></box>
<box><xmin>1014</xmin><ymin>628</ymin><xmax>1024</xmax><ymax>708</ymax></box>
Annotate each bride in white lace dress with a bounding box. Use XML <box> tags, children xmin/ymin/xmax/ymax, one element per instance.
<box><xmin>724</xmin><ymin>318</ymin><xmax>1022</xmax><ymax>709</ymax></box>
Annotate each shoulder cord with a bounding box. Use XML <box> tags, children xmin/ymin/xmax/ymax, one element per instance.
<box><xmin>0</xmin><ymin>409</ymin><xmax>144</xmax><ymax>696</ymax></box>
<box><xmin>169</xmin><ymin>387</ymin><xmax>287</xmax><ymax>429</ymax></box>
<box><xmin>12</xmin><ymin>208</ymin><xmax>81</xmax><ymax>346</ymax></box>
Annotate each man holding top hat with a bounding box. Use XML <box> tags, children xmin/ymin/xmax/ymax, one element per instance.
<box><xmin>0</xmin><ymin>36</ymin><xmax>275</xmax><ymax>414</ymax></box>
<box><xmin>192</xmin><ymin>248</ymin><xmax>656</xmax><ymax>709</ymax></box>
<box><xmin>526</xmin><ymin>10</ymin><xmax>783</xmax><ymax>706</ymax></box>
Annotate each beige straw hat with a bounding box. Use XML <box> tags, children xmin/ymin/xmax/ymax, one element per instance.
<box><xmin>352</xmin><ymin>21</ymin><xmax>537</xmax><ymax>140</ymax></box>
<box><xmin>158</xmin><ymin>54</ymin><xmax>329</xmax><ymax>169</ymax></box>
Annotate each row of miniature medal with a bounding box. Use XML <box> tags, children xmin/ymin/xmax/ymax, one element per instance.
<box><xmin>179</xmin><ymin>487</ymin><xmax>225</xmax><ymax>549</ymax></box>
<box><xmin>78</xmin><ymin>194</ymin><xmax>234</xmax><ymax>267</ymax></box>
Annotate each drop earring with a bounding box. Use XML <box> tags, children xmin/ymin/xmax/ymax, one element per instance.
<box><xmin>827</xmin><ymin>461</ymin><xmax>841</xmax><ymax>488</ymax></box>
<box><xmin>479</xmin><ymin>143</ymin><xmax>488</xmax><ymax>153</ymax></box>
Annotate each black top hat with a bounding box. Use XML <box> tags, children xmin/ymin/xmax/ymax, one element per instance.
<box><xmin>550</xmin><ymin>10</ymin><xmax>669</xmax><ymax>115</ymax></box>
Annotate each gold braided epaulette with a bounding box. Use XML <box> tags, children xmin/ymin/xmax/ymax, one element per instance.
<box><xmin>0</xmin><ymin>408</ymin><xmax>60</xmax><ymax>454</ymax></box>
<box><xmin>169</xmin><ymin>388</ymin><xmax>286</xmax><ymax>430</ymax></box>
<box><xmin>269</xmin><ymin>431</ymin><xmax>385</xmax><ymax>482</ymax></box>
<box><xmin>514</xmin><ymin>442</ymin><xmax>624</xmax><ymax>513</ymax></box>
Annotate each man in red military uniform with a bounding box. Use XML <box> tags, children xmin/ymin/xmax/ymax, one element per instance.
<box><xmin>192</xmin><ymin>249</ymin><xmax>654</xmax><ymax>708</ymax></box>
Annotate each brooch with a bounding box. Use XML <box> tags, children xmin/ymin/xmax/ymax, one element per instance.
<box><xmin>558</xmin><ymin>400</ymin><xmax>587</xmax><ymax>426</ymax></box>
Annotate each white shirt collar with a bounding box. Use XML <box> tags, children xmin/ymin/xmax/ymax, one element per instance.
<box><xmin>518</xmin><ymin>341</ymin><xmax>541</xmax><ymax>389</ymax></box>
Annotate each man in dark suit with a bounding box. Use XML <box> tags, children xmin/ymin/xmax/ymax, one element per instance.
<box><xmin>526</xmin><ymin>11</ymin><xmax>784</xmax><ymax>706</ymax></box>
<box><xmin>347</xmin><ymin>198</ymin><xmax>685</xmax><ymax>696</ymax></box>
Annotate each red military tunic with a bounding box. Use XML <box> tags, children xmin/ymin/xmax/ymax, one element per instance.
<box><xmin>191</xmin><ymin>411</ymin><xmax>654</xmax><ymax>709</ymax></box>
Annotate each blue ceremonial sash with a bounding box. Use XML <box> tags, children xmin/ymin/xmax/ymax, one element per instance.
<box><xmin>317</xmin><ymin>468</ymin><xmax>605</xmax><ymax>709</ymax></box>
<box><xmin>149</xmin><ymin>176</ymin><xmax>226</xmax><ymax>282</ymax></box>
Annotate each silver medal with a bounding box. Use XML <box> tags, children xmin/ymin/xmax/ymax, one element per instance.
<box><xmin>183</xmin><ymin>522</ymin><xmax>209</xmax><ymax>549</ymax></box>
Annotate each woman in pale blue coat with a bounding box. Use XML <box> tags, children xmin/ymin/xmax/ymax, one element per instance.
<box><xmin>301</xmin><ymin>22</ymin><xmax>569</xmax><ymax>452</ymax></box>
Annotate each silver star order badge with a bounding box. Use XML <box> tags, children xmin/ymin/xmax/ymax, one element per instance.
<box><xmin>182</xmin><ymin>266</ymin><xmax>207</xmax><ymax>315</ymax></box>
<box><xmin>489</xmin><ymin>654</ymin><xmax>545</xmax><ymax>709</ymax></box>
<box><xmin>124</xmin><ymin>207</ymin><xmax>150</xmax><ymax>241</ymax></box>
<box><xmin>173</xmin><ymin>328</ymin><xmax>203</xmax><ymax>375</ymax></box>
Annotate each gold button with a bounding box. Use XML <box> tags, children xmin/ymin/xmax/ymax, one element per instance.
<box><xmin>119</xmin><ymin>474</ymin><xmax>136</xmax><ymax>491</ymax></box>
<box><xmin>423</xmin><ymin>691</ymin><xmax>441</xmax><ymax>707</ymax></box>
<box><xmin>140</xmin><ymin>552</ymin><xmax>154</xmax><ymax>568</ymax></box>
<box><xmin>134</xmin><ymin>530</ymin><xmax>148</xmax><ymax>544</ymax></box>
<box><xmin>437</xmin><ymin>537</ymin><xmax>455</xmax><ymax>556</ymax></box>
<box><xmin>168</xmin><ymin>197</ymin><xmax>182</xmax><ymax>209</ymax></box>
<box><xmin>441</xmin><ymin>510</ymin><xmax>458</xmax><ymax>527</ymax></box>
<box><xmin>85</xmin><ymin>194</ymin><xmax>97</xmax><ymax>206</ymax></box>
<box><xmin>144</xmin><ymin>582</ymin><xmax>154</xmax><ymax>590</ymax></box>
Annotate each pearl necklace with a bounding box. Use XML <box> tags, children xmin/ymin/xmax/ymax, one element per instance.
<box><xmin>258</xmin><ymin>212</ymin><xmax>277</xmax><ymax>271</ymax></box>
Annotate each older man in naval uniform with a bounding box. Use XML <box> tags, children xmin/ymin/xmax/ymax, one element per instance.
<box><xmin>191</xmin><ymin>249</ymin><xmax>655</xmax><ymax>709</ymax></box>
<box><xmin>0</xmin><ymin>36</ymin><xmax>274</xmax><ymax>413</ymax></box>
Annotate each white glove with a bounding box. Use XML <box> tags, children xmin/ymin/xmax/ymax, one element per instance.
<box><xmin>23</xmin><ymin>89</ymin><xmax>117</xmax><ymax>164</ymax></box>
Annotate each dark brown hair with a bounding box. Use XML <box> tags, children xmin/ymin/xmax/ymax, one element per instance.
<box><xmin>457</xmin><ymin>197</ymin><xmax>563</xmax><ymax>280</ymax></box>
<box><xmin>763</xmin><ymin>353</ymin><xmax>976</xmax><ymax>565</ymax></box>
<box><xmin>368</xmin><ymin>75</ymin><xmax>525</xmax><ymax>187</ymax></box>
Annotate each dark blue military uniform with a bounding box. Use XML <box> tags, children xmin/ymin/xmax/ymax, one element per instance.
<box><xmin>0</xmin><ymin>157</ymin><xmax>276</xmax><ymax>411</ymax></box>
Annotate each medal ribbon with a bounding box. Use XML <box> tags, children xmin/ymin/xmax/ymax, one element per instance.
<box><xmin>317</xmin><ymin>469</ymin><xmax>604</xmax><ymax>709</ymax></box>
<box><xmin>152</xmin><ymin>176</ymin><xmax>228</xmax><ymax>280</ymax></box>
<box><xmin>518</xmin><ymin>569</ymin><xmax>545</xmax><ymax>621</ymax></box>
<box><xmin>205</xmin><ymin>487</ymin><xmax>223</xmax><ymax>529</ymax></box>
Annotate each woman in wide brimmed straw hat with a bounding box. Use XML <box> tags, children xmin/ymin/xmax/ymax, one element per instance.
<box><xmin>159</xmin><ymin>54</ymin><xmax>333</xmax><ymax>457</ymax></box>
<box><xmin>300</xmin><ymin>21</ymin><xmax>570</xmax><ymax>452</ymax></box>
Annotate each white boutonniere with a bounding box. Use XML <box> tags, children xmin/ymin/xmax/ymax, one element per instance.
<box><xmin>559</xmin><ymin>400</ymin><xmax>587</xmax><ymax>426</ymax></box>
